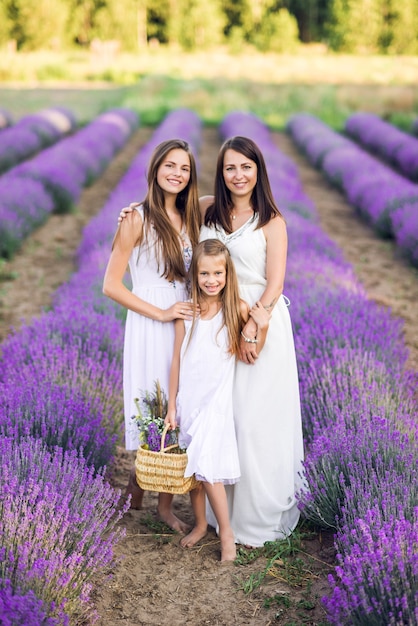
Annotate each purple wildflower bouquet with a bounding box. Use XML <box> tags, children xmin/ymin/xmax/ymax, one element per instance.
<box><xmin>132</xmin><ymin>380</ymin><xmax>178</xmax><ymax>452</ymax></box>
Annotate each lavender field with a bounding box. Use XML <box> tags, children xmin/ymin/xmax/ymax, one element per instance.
<box><xmin>0</xmin><ymin>107</ymin><xmax>417</xmax><ymax>625</ymax></box>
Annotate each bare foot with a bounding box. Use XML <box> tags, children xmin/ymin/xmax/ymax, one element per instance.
<box><xmin>125</xmin><ymin>467</ymin><xmax>144</xmax><ymax>510</ymax></box>
<box><xmin>180</xmin><ymin>525</ymin><xmax>208</xmax><ymax>548</ymax></box>
<box><xmin>157</xmin><ymin>509</ymin><xmax>191</xmax><ymax>534</ymax></box>
<box><xmin>220</xmin><ymin>531</ymin><xmax>236</xmax><ymax>562</ymax></box>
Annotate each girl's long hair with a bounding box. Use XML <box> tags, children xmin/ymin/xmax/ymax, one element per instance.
<box><xmin>143</xmin><ymin>139</ymin><xmax>201</xmax><ymax>281</ymax></box>
<box><xmin>188</xmin><ymin>239</ymin><xmax>243</xmax><ymax>357</ymax></box>
<box><xmin>204</xmin><ymin>136</ymin><xmax>283</xmax><ymax>234</ymax></box>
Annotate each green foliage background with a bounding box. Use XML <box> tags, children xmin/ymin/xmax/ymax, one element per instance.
<box><xmin>1</xmin><ymin>0</ymin><xmax>418</xmax><ymax>54</ymax></box>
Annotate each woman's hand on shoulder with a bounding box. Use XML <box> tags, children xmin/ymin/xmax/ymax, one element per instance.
<box><xmin>115</xmin><ymin>205</ymin><xmax>143</xmax><ymax>250</ymax></box>
<box><xmin>159</xmin><ymin>301</ymin><xmax>199</xmax><ymax>323</ymax></box>
<box><xmin>117</xmin><ymin>202</ymin><xmax>140</xmax><ymax>224</ymax></box>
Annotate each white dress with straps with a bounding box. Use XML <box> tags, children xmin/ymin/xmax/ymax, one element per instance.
<box><xmin>123</xmin><ymin>206</ymin><xmax>192</xmax><ymax>450</ymax></box>
<box><xmin>176</xmin><ymin>310</ymin><xmax>240</xmax><ymax>484</ymax></box>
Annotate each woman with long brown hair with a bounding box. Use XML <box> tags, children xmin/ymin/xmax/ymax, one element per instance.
<box><xmin>103</xmin><ymin>138</ymin><xmax>201</xmax><ymax>531</ymax></box>
<box><xmin>200</xmin><ymin>136</ymin><xmax>304</xmax><ymax>548</ymax></box>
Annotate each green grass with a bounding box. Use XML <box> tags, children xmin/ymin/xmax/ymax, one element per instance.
<box><xmin>234</xmin><ymin>527</ymin><xmax>333</xmax><ymax>625</ymax></box>
<box><xmin>0</xmin><ymin>48</ymin><xmax>417</xmax><ymax>129</ymax></box>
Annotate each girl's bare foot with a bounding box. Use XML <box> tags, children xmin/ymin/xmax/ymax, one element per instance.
<box><xmin>220</xmin><ymin>531</ymin><xmax>236</xmax><ymax>562</ymax></box>
<box><xmin>157</xmin><ymin>508</ymin><xmax>191</xmax><ymax>534</ymax></box>
<box><xmin>180</xmin><ymin>525</ymin><xmax>208</xmax><ymax>548</ymax></box>
<box><xmin>125</xmin><ymin>467</ymin><xmax>144</xmax><ymax>510</ymax></box>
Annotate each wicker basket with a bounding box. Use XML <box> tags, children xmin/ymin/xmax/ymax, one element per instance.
<box><xmin>135</xmin><ymin>424</ymin><xmax>199</xmax><ymax>495</ymax></box>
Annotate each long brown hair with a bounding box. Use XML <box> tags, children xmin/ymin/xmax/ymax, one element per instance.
<box><xmin>188</xmin><ymin>239</ymin><xmax>243</xmax><ymax>357</ymax></box>
<box><xmin>143</xmin><ymin>139</ymin><xmax>201</xmax><ymax>281</ymax></box>
<box><xmin>204</xmin><ymin>136</ymin><xmax>283</xmax><ymax>234</ymax></box>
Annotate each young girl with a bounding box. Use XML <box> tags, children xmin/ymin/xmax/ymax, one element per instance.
<box><xmin>165</xmin><ymin>239</ymin><xmax>270</xmax><ymax>561</ymax></box>
<box><xmin>103</xmin><ymin>138</ymin><xmax>201</xmax><ymax>532</ymax></box>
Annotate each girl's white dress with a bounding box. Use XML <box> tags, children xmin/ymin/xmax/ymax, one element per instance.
<box><xmin>200</xmin><ymin>216</ymin><xmax>304</xmax><ymax>547</ymax></box>
<box><xmin>124</xmin><ymin>206</ymin><xmax>192</xmax><ymax>450</ymax></box>
<box><xmin>176</xmin><ymin>310</ymin><xmax>240</xmax><ymax>484</ymax></box>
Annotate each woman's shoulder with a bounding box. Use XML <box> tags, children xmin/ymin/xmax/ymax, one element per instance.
<box><xmin>262</xmin><ymin>213</ymin><xmax>287</xmax><ymax>236</ymax></box>
<box><xmin>199</xmin><ymin>195</ymin><xmax>214</xmax><ymax>219</ymax></box>
<box><xmin>117</xmin><ymin>204</ymin><xmax>144</xmax><ymax>248</ymax></box>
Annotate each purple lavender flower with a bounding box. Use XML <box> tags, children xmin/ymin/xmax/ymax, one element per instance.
<box><xmin>0</xmin><ymin>108</ymin><xmax>139</xmax><ymax>258</ymax></box>
<box><xmin>0</xmin><ymin>579</ymin><xmax>64</xmax><ymax>626</ymax></box>
<box><xmin>287</xmin><ymin>112</ymin><xmax>418</xmax><ymax>266</ymax></box>
<box><xmin>346</xmin><ymin>112</ymin><xmax>418</xmax><ymax>182</ymax></box>
<box><xmin>0</xmin><ymin>437</ymin><xmax>129</xmax><ymax>623</ymax></box>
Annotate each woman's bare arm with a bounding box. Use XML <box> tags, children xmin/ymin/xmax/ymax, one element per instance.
<box><xmin>103</xmin><ymin>212</ymin><xmax>191</xmax><ymax>322</ymax></box>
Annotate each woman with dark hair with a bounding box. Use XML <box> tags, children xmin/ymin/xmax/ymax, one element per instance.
<box><xmin>200</xmin><ymin>136</ymin><xmax>304</xmax><ymax>548</ymax></box>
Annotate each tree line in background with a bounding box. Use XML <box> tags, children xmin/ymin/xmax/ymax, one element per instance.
<box><xmin>0</xmin><ymin>0</ymin><xmax>417</xmax><ymax>54</ymax></box>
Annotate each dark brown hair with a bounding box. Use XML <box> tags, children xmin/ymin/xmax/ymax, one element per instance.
<box><xmin>204</xmin><ymin>136</ymin><xmax>283</xmax><ymax>234</ymax></box>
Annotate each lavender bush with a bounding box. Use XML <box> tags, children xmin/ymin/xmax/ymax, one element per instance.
<box><xmin>0</xmin><ymin>436</ymin><xmax>129</xmax><ymax>624</ymax></box>
<box><xmin>0</xmin><ymin>380</ymin><xmax>115</xmax><ymax>471</ymax></box>
<box><xmin>345</xmin><ymin>112</ymin><xmax>418</xmax><ymax>182</ymax></box>
<box><xmin>11</xmin><ymin>108</ymin><xmax>139</xmax><ymax>212</ymax></box>
<box><xmin>287</xmin><ymin>113</ymin><xmax>418</xmax><ymax>266</ymax></box>
<box><xmin>0</xmin><ymin>107</ymin><xmax>76</xmax><ymax>175</ymax></box>
<box><xmin>0</xmin><ymin>176</ymin><xmax>54</xmax><ymax>257</ymax></box>
<box><xmin>0</xmin><ymin>579</ymin><xmax>63</xmax><ymax>626</ymax></box>
<box><xmin>325</xmin><ymin>511</ymin><xmax>417</xmax><ymax>625</ymax></box>
<box><xmin>0</xmin><ymin>108</ymin><xmax>139</xmax><ymax>259</ymax></box>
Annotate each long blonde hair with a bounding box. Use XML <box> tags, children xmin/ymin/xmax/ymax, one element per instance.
<box><xmin>142</xmin><ymin>139</ymin><xmax>201</xmax><ymax>281</ymax></box>
<box><xmin>188</xmin><ymin>239</ymin><xmax>243</xmax><ymax>356</ymax></box>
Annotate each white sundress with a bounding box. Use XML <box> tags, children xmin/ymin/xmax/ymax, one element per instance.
<box><xmin>176</xmin><ymin>310</ymin><xmax>240</xmax><ymax>485</ymax></box>
<box><xmin>123</xmin><ymin>206</ymin><xmax>192</xmax><ymax>450</ymax></box>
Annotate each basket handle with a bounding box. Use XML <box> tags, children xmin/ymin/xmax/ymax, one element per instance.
<box><xmin>160</xmin><ymin>423</ymin><xmax>178</xmax><ymax>454</ymax></box>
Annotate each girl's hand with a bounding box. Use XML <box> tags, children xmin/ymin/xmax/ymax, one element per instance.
<box><xmin>239</xmin><ymin>319</ymin><xmax>258</xmax><ymax>365</ymax></box>
<box><xmin>160</xmin><ymin>301</ymin><xmax>199</xmax><ymax>323</ymax></box>
<box><xmin>165</xmin><ymin>410</ymin><xmax>177</xmax><ymax>431</ymax></box>
<box><xmin>249</xmin><ymin>301</ymin><xmax>271</xmax><ymax>329</ymax></box>
<box><xmin>118</xmin><ymin>202</ymin><xmax>139</xmax><ymax>224</ymax></box>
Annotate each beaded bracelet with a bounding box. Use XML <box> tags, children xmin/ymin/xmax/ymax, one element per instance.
<box><xmin>241</xmin><ymin>330</ymin><xmax>258</xmax><ymax>344</ymax></box>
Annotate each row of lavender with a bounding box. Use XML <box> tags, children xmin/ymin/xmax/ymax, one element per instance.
<box><xmin>0</xmin><ymin>107</ymin><xmax>78</xmax><ymax>176</ymax></box>
<box><xmin>0</xmin><ymin>108</ymin><xmax>138</xmax><ymax>259</ymax></box>
<box><xmin>221</xmin><ymin>111</ymin><xmax>417</xmax><ymax>625</ymax></box>
<box><xmin>0</xmin><ymin>110</ymin><xmax>202</xmax><ymax>624</ymax></box>
<box><xmin>345</xmin><ymin>112</ymin><xmax>418</xmax><ymax>182</ymax></box>
<box><xmin>286</xmin><ymin>113</ymin><xmax>418</xmax><ymax>267</ymax></box>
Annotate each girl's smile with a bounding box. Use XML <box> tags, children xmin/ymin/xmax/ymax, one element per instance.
<box><xmin>197</xmin><ymin>255</ymin><xmax>226</xmax><ymax>298</ymax></box>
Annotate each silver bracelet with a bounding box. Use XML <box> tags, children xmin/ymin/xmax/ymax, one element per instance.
<box><xmin>241</xmin><ymin>330</ymin><xmax>258</xmax><ymax>344</ymax></box>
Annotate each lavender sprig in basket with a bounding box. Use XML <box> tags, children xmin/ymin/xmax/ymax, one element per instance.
<box><xmin>132</xmin><ymin>380</ymin><xmax>199</xmax><ymax>494</ymax></box>
<box><xmin>131</xmin><ymin>380</ymin><xmax>178</xmax><ymax>451</ymax></box>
